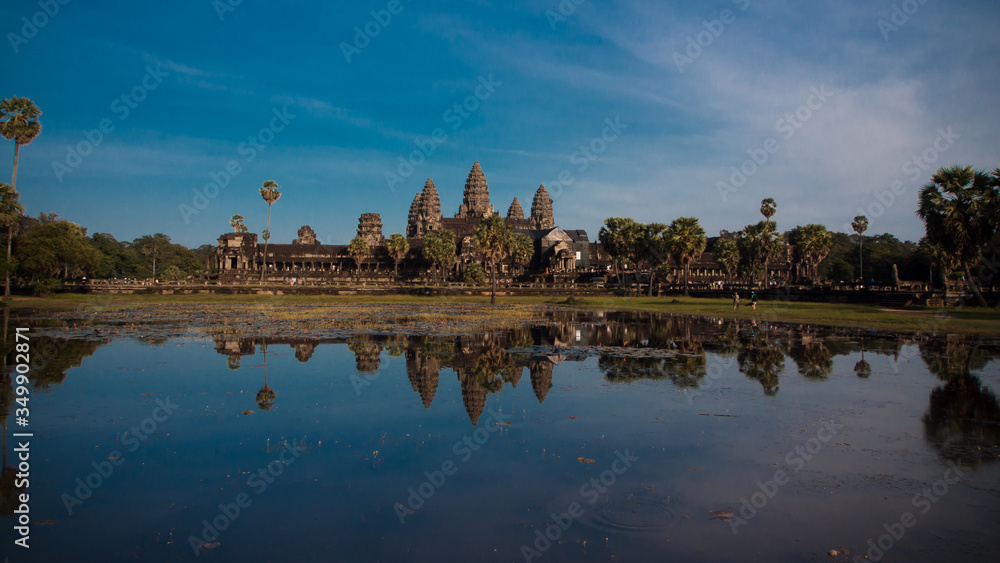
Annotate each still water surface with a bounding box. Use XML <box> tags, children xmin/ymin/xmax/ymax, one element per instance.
<box><xmin>2</xmin><ymin>308</ymin><xmax>998</xmax><ymax>562</ymax></box>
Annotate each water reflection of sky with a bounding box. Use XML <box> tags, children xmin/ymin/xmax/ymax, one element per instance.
<box><xmin>2</xmin><ymin>311</ymin><xmax>999</xmax><ymax>562</ymax></box>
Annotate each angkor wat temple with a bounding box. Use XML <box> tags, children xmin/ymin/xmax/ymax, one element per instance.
<box><xmin>214</xmin><ymin>161</ymin><xmax>601</xmax><ymax>283</ymax></box>
<box><xmin>213</xmin><ymin>161</ymin><xmax>813</xmax><ymax>286</ymax></box>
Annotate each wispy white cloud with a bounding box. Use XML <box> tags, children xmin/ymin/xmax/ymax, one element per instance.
<box><xmin>272</xmin><ymin>95</ymin><xmax>415</xmax><ymax>143</ymax></box>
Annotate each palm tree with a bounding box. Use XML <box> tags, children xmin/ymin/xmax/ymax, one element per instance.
<box><xmin>737</xmin><ymin>220</ymin><xmax>782</xmax><ymax>289</ymax></box>
<box><xmin>0</xmin><ymin>183</ymin><xmax>24</xmax><ymax>298</ymax></box>
<box><xmin>665</xmin><ymin>217</ymin><xmax>707</xmax><ymax>296</ymax></box>
<box><xmin>423</xmin><ymin>230</ymin><xmax>456</xmax><ymax>285</ymax></box>
<box><xmin>917</xmin><ymin>237</ymin><xmax>958</xmax><ymax>289</ymax></box>
<box><xmin>637</xmin><ymin>222</ymin><xmax>668</xmax><ymax>296</ymax></box>
<box><xmin>258</xmin><ymin>181</ymin><xmax>281</xmax><ymax>281</ymax></box>
<box><xmin>790</xmin><ymin>342</ymin><xmax>834</xmax><ymax>379</ymax></box>
<box><xmin>0</xmin><ymin>97</ymin><xmax>42</xmax><ymax>192</ymax></box>
<box><xmin>851</xmin><ymin>215</ymin><xmax>869</xmax><ymax>283</ymax></box>
<box><xmin>759</xmin><ymin>198</ymin><xmax>777</xmax><ymax>221</ymax></box>
<box><xmin>599</xmin><ymin>217</ymin><xmax>641</xmax><ymax>286</ymax></box>
<box><xmin>714</xmin><ymin>237</ymin><xmax>739</xmax><ymax>285</ymax></box>
<box><xmin>473</xmin><ymin>214</ymin><xmax>513</xmax><ymax>304</ymax></box>
<box><xmin>385</xmin><ymin>233</ymin><xmax>409</xmax><ymax>281</ymax></box>
<box><xmin>916</xmin><ymin>165</ymin><xmax>997</xmax><ymax>307</ymax></box>
<box><xmin>348</xmin><ymin>236</ymin><xmax>369</xmax><ymax>281</ymax></box>
<box><xmin>0</xmin><ymin>97</ymin><xmax>40</xmax><ymax>297</ymax></box>
<box><xmin>509</xmin><ymin>233</ymin><xmax>534</xmax><ymax>277</ymax></box>
<box><xmin>788</xmin><ymin>224</ymin><xmax>833</xmax><ymax>284</ymax></box>
<box><xmin>229</xmin><ymin>214</ymin><xmax>247</xmax><ymax>233</ymax></box>
<box><xmin>759</xmin><ymin>198</ymin><xmax>777</xmax><ymax>280</ymax></box>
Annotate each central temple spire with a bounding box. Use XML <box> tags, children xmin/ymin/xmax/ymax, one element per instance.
<box><xmin>455</xmin><ymin>161</ymin><xmax>495</xmax><ymax>219</ymax></box>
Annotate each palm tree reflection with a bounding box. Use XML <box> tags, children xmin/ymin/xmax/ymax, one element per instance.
<box><xmin>790</xmin><ymin>341</ymin><xmax>833</xmax><ymax>380</ymax></box>
<box><xmin>920</xmin><ymin>338</ymin><xmax>1000</xmax><ymax>468</ymax></box>
<box><xmin>738</xmin><ymin>336</ymin><xmax>784</xmax><ymax>396</ymax></box>
<box><xmin>854</xmin><ymin>338</ymin><xmax>871</xmax><ymax>378</ymax></box>
<box><xmin>256</xmin><ymin>342</ymin><xmax>276</xmax><ymax>410</ymax></box>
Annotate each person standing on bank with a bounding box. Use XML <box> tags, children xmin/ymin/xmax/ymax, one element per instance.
<box><xmin>733</xmin><ymin>291</ymin><xmax>740</xmax><ymax>310</ymax></box>
<box><xmin>751</xmin><ymin>291</ymin><xmax>758</xmax><ymax>310</ymax></box>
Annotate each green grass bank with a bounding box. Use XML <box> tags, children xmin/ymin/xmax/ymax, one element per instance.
<box><xmin>6</xmin><ymin>293</ymin><xmax>999</xmax><ymax>335</ymax></box>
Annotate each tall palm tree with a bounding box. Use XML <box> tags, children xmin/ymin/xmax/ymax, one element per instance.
<box><xmin>0</xmin><ymin>97</ymin><xmax>42</xmax><ymax>192</ymax></box>
<box><xmin>788</xmin><ymin>224</ymin><xmax>833</xmax><ymax>284</ymax></box>
<box><xmin>989</xmin><ymin>166</ymin><xmax>1000</xmax><ymax>309</ymax></box>
<box><xmin>473</xmin><ymin>214</ymin><xmax>513</xmax><ymax>304</ymax></box>
<box><xmin>851</xmin><ymin>215</ymin><xmax>869</xmax><ymax>283</ymax></box>
<box><xmin>348</xmin><ymin>236</ymin><xmax>369</xmax><ymax>281</ymax></box>
<box><xmin>0</xmin><ymin>183</ymin><xmax>24</xmax><ymax>298</ymax></box>
<box><xmin>917</xmin><ymin>165</ymin><xmax>997</xmax><ymax>307</ymax></box>
<box><xmin>599</xmin><ymin>217</ymin><xmax>641</xmax><ymax>286</ymax></box>
<box><xmin>737</xmin><ymin>220</ymin><xmax>782</xmax><ymax>289</ymax></box>
<box><xmin>509</xmin><ymin>233</ymin><xmax>534</xmax><ymax>278</ymax></box>
<box><xmin>0</xmin><ymin>97</ymin><xmax>39</xmax><ymax>298</ymax></box>
<box><xmin>258</xmin><ymin>181</ymin><xmax>281</xmax><ymax>281</ymax></box>
<box><xmin>385</xmin><ymin>233</ymin><xmax>409</xmax><ymax>281</ymax></box>
<box><xmin>759</xmin><ymin>198</ymin><xmax>777</xmax><ymax>281</ymax></box>
<box><xmin>637</xmin><ymin>222</ymin><xmax>668</xmax><ymax>296</ymax></box>
<box><xmin>759</xmin><ymin>198</ymin><xmax>777</xmax><ymax>221</ymax></box>
<box><xmin>422</xmin><ymin>229</ymin><xmax>456</xmax><ymax>285</ymax></box>
<box><xmin>665</xmin><ymin>217</ymin><xmax>707</xmax><ymax>296</ymax></box>
<box><xmin>917</xmin><ymin>237</ymin><xmax>958</xmax><ymax>289</ymax></box>
<box><xmin>714</xmin><ymin>237</ymin><xmax>739</xmax><ymax>285</ymax></box>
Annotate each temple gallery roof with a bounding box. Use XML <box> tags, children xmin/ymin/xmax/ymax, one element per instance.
<box><xmin>260</xmin><ymin>243</ymin><xmax>348</xmax><ymax>261</ymax></box>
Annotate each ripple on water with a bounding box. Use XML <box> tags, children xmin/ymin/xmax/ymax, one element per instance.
<box><xmin>581</xmin><ymin>489</ymin><xmax>677</xmax><ymax>534</ymax></box>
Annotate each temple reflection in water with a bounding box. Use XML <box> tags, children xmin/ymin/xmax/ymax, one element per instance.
<box><xmin>4</xmin><ymin>309</ymin><xmax>994</xmax><ymax>456</ymax></box>
<box><xmin>195</xmin><ymin>310</ymin><xmax>1000</xmax><ymax>463</ymax></box>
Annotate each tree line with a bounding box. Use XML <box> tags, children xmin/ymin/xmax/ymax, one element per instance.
<box><xmin>597</xmin><ymin>163</ymin><xmax>1000</xmax><ymax>305</ymax></box>
<box><xmin>0</xmin><ymin>210</ymin><xmax>214</xmax><ymax>293</ymax></box>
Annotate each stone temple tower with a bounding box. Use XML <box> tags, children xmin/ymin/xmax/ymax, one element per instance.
<box><xmin>357</xmin><ymin>213</ymin><xmax>385</xmax><ymax>246</ymax></box>
<box><xmin>455</xmin><ymin>161</ymin><xmax>495</xmax><ymax>219</ymax></box>
<box><xmin>506</xmin><ymin>197</ymin><xmax>525</xmax><ymax>221</ymax></box>
<box><xmin>407</xmin><ymin>179</ymin><xmax>443</xmax><ymax>237</ymax></box>
<box><xmin>528</xmin><ymin>184</ymin><xmax>554</xmax><ymax>230</ymax></box>
<box><xmin>406</xmin><ymin>194</ymin><xmax>422</xmax><ymax>238</ymax></box>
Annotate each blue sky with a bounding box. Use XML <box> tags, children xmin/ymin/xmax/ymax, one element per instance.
<box><xmin>2</xmin><ymin>0</ymin><xmax>998</xmax><ymax>248</ymax></box>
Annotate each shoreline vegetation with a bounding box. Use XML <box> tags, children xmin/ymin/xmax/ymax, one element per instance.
<box><xmin>7</xmin><ymin>293</ymin><xmax>999</xmax><ymax>336</ymax></box>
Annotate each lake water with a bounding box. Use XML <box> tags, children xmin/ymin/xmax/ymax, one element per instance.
<box><xmin>2</xmin><ymin>307</ymin><xmax>998</xmax><ymax>562</ymax></box>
